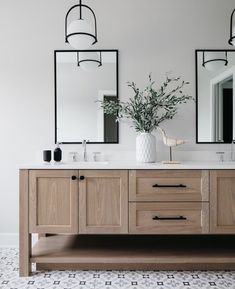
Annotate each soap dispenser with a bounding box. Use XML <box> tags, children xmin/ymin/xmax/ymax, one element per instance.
<box><xmin>54</xmin><ymin>142</ymin><xmax>62</xmax><ymax>162</ymax></box>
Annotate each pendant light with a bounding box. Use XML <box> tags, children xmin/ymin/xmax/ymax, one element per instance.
<box><xmin>228</xmin><ymin>9</ymin><xmax>235</xmax><ymax>46</ymax></box>
<box><xmin>202</xmin><ymin>51</ymin><xmax>228</xmax><ymax>71</ymax></box>
<box><xmin>65</xmin><ymin>0</ymin><xmax>98</xmax><ymax>49</ymax></box>
<box><xmin>77</xmin><ymin>51</ymin><xmax>102</xmax><ymax>70</ymax></box>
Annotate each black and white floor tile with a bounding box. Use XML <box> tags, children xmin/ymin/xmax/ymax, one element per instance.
<box><xmin>0</xmin><ymin>248</ymin><xmax>235</xmax><ymax>289</ymax></box>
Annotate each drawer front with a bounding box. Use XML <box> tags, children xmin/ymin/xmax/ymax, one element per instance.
<box><xmin>129</xmin><ymin>170</ymin><xmax>209</xmax><ymax>202</ymax></box>
<box><xmin>129</xmin><ymin>202</ymin><xmax>209</xmax><ymax>234</ymax></box>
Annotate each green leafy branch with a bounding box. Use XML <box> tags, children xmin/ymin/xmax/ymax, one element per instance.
<box><xmin>100</xmin><ymin>74</ymin><xmax>193</xmax><ymax>133</ymax></box>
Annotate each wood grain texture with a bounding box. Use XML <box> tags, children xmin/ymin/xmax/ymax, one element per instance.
<box><xmin>36</xmin><ymin>262</ymin><xmax>235</xmax><ymax>271</ymax></box>
<box><xmin>210</xmin><ymin>170</ymin><xmax>235</xmax><ymax>234</ymax></box>
<box><xmin>31</xmin><ymin>235</ymin><xmax>235</xmax><ymax>270</ymax></box>
<box><xmin>19</xmin><ymin>170</ymin><xmax>32</xmax><ymax>277</ymax></box>
<box><xmin>129</xmin><ymin>170</ymin><xmax>209</xmax><ymax>202</ymax></box>
<box><xmin>201</xmin><ymin>170</ymin><xmax>210</xmax><ymax>201</ymax></box>
<box><xmin>29</xmin><ymin>170</ymin><xmax>79</xmax><ymax>234</ymax></box>
<box><xmin>129</xmin><ymin>202</ymin><xmax>209</xmax><ymax>234</ymax></box>
<box><xmin>19</xmin><ymin>168</ymin><xmax>235</xmax><ymax>275</ymax></box>
<box><xmin>79</xmin><ymin>170</ymin><xmax>128</xmax><ymax>234</ymax></box>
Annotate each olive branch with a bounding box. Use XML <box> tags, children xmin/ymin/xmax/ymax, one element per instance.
<box><xmin>99</xmin><ymin>74</ymin><xmax>193</xmax><ymax>133</ymax></box>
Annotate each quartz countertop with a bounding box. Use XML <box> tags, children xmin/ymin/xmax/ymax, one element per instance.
<box><xmin>19</xmin><ymin>161</ymin><xmax>235</xmax><ymax>170</ymax></box>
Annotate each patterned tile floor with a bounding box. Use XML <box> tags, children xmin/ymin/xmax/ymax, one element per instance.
<box><xmin>0</xmin><ymin>248</ymin><xmax>235</xmax><ymax>289</ymax></box>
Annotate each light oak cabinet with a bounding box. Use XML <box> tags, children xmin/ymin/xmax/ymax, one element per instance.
<box><xmin>29</xmin><ymin>170</ymin><xmax>79</xmax><ymax>234</ymax></box>
<box><xmin>79</xmin><ymin>170</ymin><xmax>128</xmax><ymax>234</ymax></box>
<box><xmin>20</xmin><ymin>168</ymin><xmax>235</xmax><ymax>276</ymax></box>
<box><xmin>129</xmin><ymin>202</ymin><xmax>209</xmax><ymax>234</ymax></box>
<box><xmin>210</xmin><ymin>170</ymin><xmax>235</xmax><ymax>233</ymax></box>
<box><xmin>129</xmin><ymin>170</ymin><xmax>209</xmax><ymax>202</ymax></box>
<box><xmin>129</xmin><ymin>170</ymin><xmax>209</xmax><ymax>234</ymax></box>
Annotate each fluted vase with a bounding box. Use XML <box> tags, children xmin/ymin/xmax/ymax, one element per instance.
<box><xmin>136</xmin><ymin>132</ymin><xmax>156</xmax><ymax>163</ymax></box>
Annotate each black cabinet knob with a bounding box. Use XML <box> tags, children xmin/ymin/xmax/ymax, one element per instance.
<box><xmin>80</xmin><ymin>176</ymin><xmax>85</xmax><ymax>180</ymax></box>
<box><xmin>71</xmin><ymin>176</ymin><xmax>77</xmax><ymax>180</ymax></box>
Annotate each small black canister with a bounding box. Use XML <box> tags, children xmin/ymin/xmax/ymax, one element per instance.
<box><xmin>54</xmin><ymin>142</ymin><xmax>62</xmax><ymax>162</ymax></box>
<box><xmin>43</xmin><ymin>150</ymin><xmax>51</xmax><ymax>163</ymax></box>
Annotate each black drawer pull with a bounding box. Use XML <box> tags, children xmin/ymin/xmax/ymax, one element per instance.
<box><xmin>79</xmin><ymin>176</ymin><xmax>85</xmax><ymax>180</ymax></box>
<box><xmin>152</xmin><ymin>216</ymin><xmax>187</xmax><ymax>221</ymax></box>
<box><xmin>71</xmin><ymin>176</ymin><xmax>77</xmax><ymax>180</ymax></box>
<box><xmin>152</xmin><ymin>184</ymin><xmax>187</xmax><ymax>188</ymax></box>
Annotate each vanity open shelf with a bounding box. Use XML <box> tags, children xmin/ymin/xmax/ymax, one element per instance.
<box><xmin>32</xmin><ymin>235</ymin><xmax>235</xmax><ymax>271</ymax></box>
<box><xmin>19</xmin><ymin>166</ymin><xmax>235</xmax><ymax>276</ymax></box>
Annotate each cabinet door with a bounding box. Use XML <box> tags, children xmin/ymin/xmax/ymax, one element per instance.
<box><xmin>29</xmin><ymin>170</ymin><xmax>79</xmax><ymax>234</ymax></box>
<box><xmin>79</xmin><ymin>170</ymin><xmax>128</xmax><ymax>234</ymax></box>
<box><xmin>210</xmin><ymin>170</ymin><xmax>235</xmax><ymax>233</ymax></box>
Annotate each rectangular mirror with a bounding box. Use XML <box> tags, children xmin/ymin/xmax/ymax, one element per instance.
<box><xmin>55</xmin><ymin>50</ymin><xmax>119</xmax><ymax>144</ymax></box>
<box><xmin>196</xmin><ymin>50</ymin><xmax>235</xmax><ymax>143</ymax></box>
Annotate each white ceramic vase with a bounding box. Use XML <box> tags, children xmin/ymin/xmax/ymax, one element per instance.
<box><xmin>136</xmin><ymin>133</ymin><xmax>156</xmax><ymax>163</ymax></box>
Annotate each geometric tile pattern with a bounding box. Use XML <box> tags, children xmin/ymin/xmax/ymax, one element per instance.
<box><xmin>0</xmin><ymin>248</ymin><xmax>235</xmax><ymax>289</ymax></box>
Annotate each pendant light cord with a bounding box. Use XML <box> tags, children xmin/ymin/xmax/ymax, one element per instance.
<box><xmin>79</xmin><ymin>0</ymin><xmax>82</xmax><ymax>20</ymax></box>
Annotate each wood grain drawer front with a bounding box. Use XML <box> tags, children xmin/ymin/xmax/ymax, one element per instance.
<box><xmin>129</xmin><ymin>202</ymin><xmax>209</xmax><ymax>234</ymax></box>
<box><xmin>129</xmin><ymin>170</ymin><xmax>209</xmax><ymax>202</ymax></box>
<box><xmin>79</xmin><ymin>170</ymin><xmax>128</xmax><ymax>234</ymax></box>
<box><xmin>210</xmin><ymin>170</ymin><xmax>235</xmax><ymax>234</ymax></box>
<box><xmin>29</xmin><ymin>170</ymin><xmax>79</xmax><ymax>234</ymax></box>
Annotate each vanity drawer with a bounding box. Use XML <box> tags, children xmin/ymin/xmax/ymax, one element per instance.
<box><xmin>129</xmin><ymin>170</ymin><xmax>209</xmax><ymax>202</ymax></box>
<box><xmin>129</xmin><ymin>202</ymin><xmax>209</xmax><ymax>234</ymax></box>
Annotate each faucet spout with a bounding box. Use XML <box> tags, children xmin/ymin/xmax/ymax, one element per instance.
<box><xmin>82</xmin><ymin>140</ymin><xmax>88</xmax><ymax>162</ymax></box>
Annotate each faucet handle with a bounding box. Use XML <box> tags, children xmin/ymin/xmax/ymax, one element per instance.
<box><xmin>69</xmin><ymin>152</ymin><xmax>78</xmax><ymax>162</ymax></box>
<box><xmin>216</xmin><ymin>151</ymin><xmax>225</xmax><ymax>162</ymax></box>
<box><xmin>93</xmin><ymin>152</ymin><xmax>101</xmax><ymax>162</ymax></box>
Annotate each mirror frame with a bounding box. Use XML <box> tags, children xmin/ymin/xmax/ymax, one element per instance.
<box><xmin>196</xmin><ymin>49</ymin><xmax>235</xmax><ymax>144</ymax></box>
<box><xmin>54</xmin><ymin>49</ymin><xmax>119</xmax><ymax>144</ymax></box>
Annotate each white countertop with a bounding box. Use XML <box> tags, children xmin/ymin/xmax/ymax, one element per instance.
<box><xmin>19</xmin><ymin>160</ymin><xmax>235</xmax><ymax>170</ymax></box>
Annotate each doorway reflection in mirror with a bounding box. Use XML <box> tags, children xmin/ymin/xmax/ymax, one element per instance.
<box><xmin>196</xmin><ymin>50</ymin><xmax>235</xmax><ymax>143</ymax></box>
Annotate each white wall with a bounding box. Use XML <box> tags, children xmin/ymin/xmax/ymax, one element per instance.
<box><xmin>0</xmin><ymin>0</ymin><xmax>234</xmax><ymax>243</ymax></box>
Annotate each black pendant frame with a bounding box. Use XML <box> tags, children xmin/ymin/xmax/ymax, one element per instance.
<box><xmin>77</xmin><ymin>51</ymin><xmax>102</xmax><ymax>67</ymax></box>
<box><xmin>65</xmin><ymin>0</ymin><xmax>98</xmax><ymax>47</ymax></box>
<box><xmin>228</xmin><ymin>9</ymin><xmax>235</xmax><ymax>46</ymax></box>
<box><xmin>202</xmin><ymin>51</ymin><xmax>228</xmax><ymax>68</ymax></box>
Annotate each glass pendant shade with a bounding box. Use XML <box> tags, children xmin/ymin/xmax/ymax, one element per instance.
<box><xmin>229</xmin><ymin>9</ymin><xmax>235</xmax><ymax>46</ymax></box>
<box><xmin>67</xmin><ymin>19</ymin><xmax>94</xmax><ymax>49</ymax></box>
<box><xmin>78</xmin><ymin>51</ymin><xmax>102</xmax><ymax>71</ymax></box>
<box><xmin>65</xmin><ymin>1</ymin><xmax>98</xmax><ymax>50</ymax></box>
<box><xmin>203</xmin><ymin>51</ymin><xmax>228</xmax><ymax>71</ymax></box>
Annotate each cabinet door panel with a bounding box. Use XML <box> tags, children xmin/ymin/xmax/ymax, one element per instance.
<box><xmin>210</xmin><ymin>170</ymin><xmax>235</xmax><ymax>233</ymax></box>
<box><xmin>29</xmin><ymin>170</ymin><xmax>78</xmax><ymax>234</ymax></box>
<box><xmin>79</xmin><ymin>170</ymin><xmax>128</xmax><ymax>234</ymax></box>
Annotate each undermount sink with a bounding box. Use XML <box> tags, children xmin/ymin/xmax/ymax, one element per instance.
<box><xmin>66</xmin><ymin>161</ymin><xmax>109</xmax><ymax>165</ymax></box>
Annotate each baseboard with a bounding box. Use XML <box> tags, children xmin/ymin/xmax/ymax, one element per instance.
<box><xmin>0</xmin><ymin>233</ymin><xmax>19</xmax><ymax>247</ymax></box>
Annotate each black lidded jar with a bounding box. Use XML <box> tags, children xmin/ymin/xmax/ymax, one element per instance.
<box><xmin>54</xmin><ymin>142</ymin><xmax>62</xmax><ymax>162</ymax></box>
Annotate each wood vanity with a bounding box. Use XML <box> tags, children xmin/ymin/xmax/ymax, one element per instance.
<box><xmin>19</xmin><ymin>165</ymin><xmax>235</xmax><ymax>276</ymax></box>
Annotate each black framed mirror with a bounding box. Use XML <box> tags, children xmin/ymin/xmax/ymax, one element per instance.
<box><xmin>55</xmin><ymin>50</ymin><xmax>119</xmax><ymax>144</ymax></box>
<box><xmin>196</xmin><ymin>49</ymin><xmax>235</xmax><ymax>143</ymax></box>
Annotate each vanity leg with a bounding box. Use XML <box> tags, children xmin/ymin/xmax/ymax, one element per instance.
<box><xmin>19</xmin><ymin>170</ymin><xmax>31</xmax><ymax>277</ymax></box>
